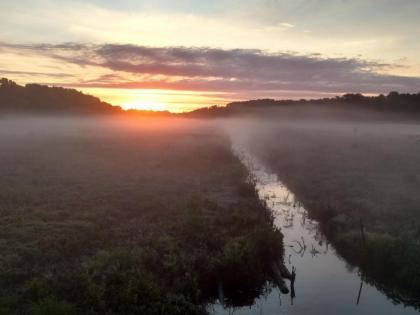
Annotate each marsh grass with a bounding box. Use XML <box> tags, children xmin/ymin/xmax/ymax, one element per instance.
<box><xmin>0</xmin><ymin>116</ymin><xmax>283</xmax><ymax>314</ymax></box>
<box><xmin>246</xmin><ymin>120</ymin><xmax>420</xmax><ymax>306</ymax></box>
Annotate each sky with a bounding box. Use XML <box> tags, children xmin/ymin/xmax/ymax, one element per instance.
<box><xmin>1</xmin><ymin>0</ymin><xmax>420</xmax><ymax>112</ymax></box>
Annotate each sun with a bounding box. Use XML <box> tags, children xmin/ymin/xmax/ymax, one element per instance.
<box><xmin>121</xmin><ymin>99</ymin><xmax>167</xmax><ymax>111</ymax></box>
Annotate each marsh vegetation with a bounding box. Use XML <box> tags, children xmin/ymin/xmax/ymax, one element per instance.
<box><xmin>0</xmin><ymin>116</ymin><xmax>283</xmax><ymax>314</ymax></box>
<box><xmin>2</xmin><ymin>81</ymin><xmax>420</xmax><ymax>313</ymax></box>
<box><xmin>232</xmin><ymin>116</ymin><xmax>420</xmax><ymax>308</ymax></box>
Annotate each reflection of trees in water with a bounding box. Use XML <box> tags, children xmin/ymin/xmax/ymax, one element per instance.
<box><xmin>361</xmin><ymin>273</ymin><xmax>420</xmax><ymax>309</ymax></box>
<box><xmin>216</xmin><ymin>281</ymin><xmax>276</xmax><ymax>312</ymax></box>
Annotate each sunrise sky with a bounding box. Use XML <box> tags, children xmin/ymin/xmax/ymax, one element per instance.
<box><xmin>1</xmin><ymin>0</ymin><xmax>420</xmax><ymax>112</ymax></box>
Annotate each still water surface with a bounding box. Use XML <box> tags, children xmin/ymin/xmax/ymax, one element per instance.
<box><xmin>211</xmin><ymin>143</ymin><xmax>418</xmax><ymax>315</ymax></box>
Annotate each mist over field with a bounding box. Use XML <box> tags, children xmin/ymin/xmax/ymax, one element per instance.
<box><xmin>1</xmin><ymin>95</ymin><xmax>420</xmax><ymax>314</ymax></box>
<box><xmin>2</xmin><ymin>1</ymin><xmax>420</xmax><ymax>312</ymax></box>
<box><xmin>0</xmin><ymin>114</ymin><xmax>286</xmax><ymax>314</ymax></box>
<box><xmin>220</xmin><ymin>106</ymin><xmax>420</xmax><ymax>308</ymax></box>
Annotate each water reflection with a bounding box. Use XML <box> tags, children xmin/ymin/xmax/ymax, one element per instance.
<box><xmin>210</xmin><ymin>143</ymin><xmax>419</xmax><ymax>315</ymax></box>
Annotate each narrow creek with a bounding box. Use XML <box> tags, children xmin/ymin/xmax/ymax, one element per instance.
<box><xmin>210</xmin><ymin>142</ymin><xmax>418</xmax><ymax>315</ymax></box>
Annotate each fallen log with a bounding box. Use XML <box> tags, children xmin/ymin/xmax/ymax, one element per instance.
<box><xmin>277</xmin><ymin>260</ymin><xmax>292</xmax><ymax>280</ymax></box>
<box><xmin>270</xmin><ymin>262</ymin><xmax>289</xmax><ymax>294</ymax></box>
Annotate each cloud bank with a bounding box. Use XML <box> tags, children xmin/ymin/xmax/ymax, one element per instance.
<box><xmin>1</xmin><ymin>42</ymin><xmax>420</xmax><ymax>96</ymax></box>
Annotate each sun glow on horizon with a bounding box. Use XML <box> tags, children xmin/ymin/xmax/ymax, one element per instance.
<box><xmin>79</xmin><ymin>87</ymin><xmax>233</xmax><ymax>113</ymax></box>
<box><xmin>121</xmin><ymin>99</ymin><xmax>167</xmax><ymax>112</ymax></box>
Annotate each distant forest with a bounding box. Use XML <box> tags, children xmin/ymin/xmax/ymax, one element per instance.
<box><xmin>0</xmin><ymin>78</ymin><xmax>170</xmax><ymax>116</ymax></box>
<box><xmin>0</xmin><ymin>78</ymin><xmax>121</xmax><ymax>114</ymax></box>
<box><xmin>1</xmin><ymin>78</ymin><xmax>420</xmax><ymax>116</ymax></box>
<box><xmin>187</xmin><ymin>92</ymin><xmax>420</xmax><ymax>118</ymax></box>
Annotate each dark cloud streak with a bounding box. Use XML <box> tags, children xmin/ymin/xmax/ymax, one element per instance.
<box><xmin>0</xmin><ymin>69</ymin><xmax>73</xmax><ymax>78</ymax></box>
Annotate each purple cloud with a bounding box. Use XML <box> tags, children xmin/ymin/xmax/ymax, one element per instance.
<box><xmin>1</xmin><ymin>42</ymin><xmax>419</xmax><ymax>95</ymax></box>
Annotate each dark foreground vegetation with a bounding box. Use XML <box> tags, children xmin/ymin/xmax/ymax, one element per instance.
<box><xmin>0</xmin><ymin>117</ymin><xmax>283</xmax><ymax>314</ymax></box>
<box><xmin>238</xmin><ymin>117</ymin><xmax>420</xmax><ymax>307</ymax></box>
